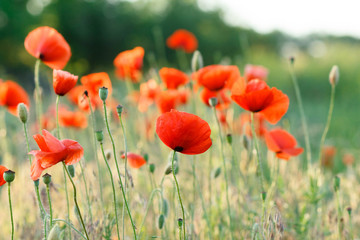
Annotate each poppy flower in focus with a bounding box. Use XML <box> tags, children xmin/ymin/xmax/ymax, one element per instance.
<box><xmin>29</xmin><ymin>129</ymin><xmax>84</xmax><ymax>180</ymax></box>
<box><xmin>156</xmin><ymin>89</ymin><xmax>187</xmax><ymax>113</ymax></box>
<box><xmin>231</xmin><ymin>79</ymin><xmax>289</xmax><ymax>124</ymax></box>
<box><xmin>195</xmin><ymin>65</ymin><xmax>242</xmax><ymax>91</ymax></box>
<box><xmin>114</xmin><ymin>46</ymin><xmax>144</xmax><ymax>82</ymax></box>
<box><xmin>244</xmin><ymin>64</ymin><xmax>268</xmax><ymax>82</ymax></box>
<box><xmin>166</xmin><ymin>29</ymin><xmax>198</xmax><ymax>53</ymax></box>
<box><xmin>0</xmin><ymin>165</ymin><xmax>8</xmax><ymax>186</ymax></box>
<box><xmin>59</xmin><ymin>107</ymin><xmax>88</xmax><ymax>129</ymax></box>
<box><xmin>321</xmin><ymin>145</ymin><xmax>336</xmax><ymax>168</ymax></box>
<box><xmin>24</xmin><ymin>26</ymin><xmax>71</xmax><ymax>69</ymax></box>
<box><xmin>200</xmin><ymin>88</ymin><xmax>231</xmax><ymax>110</ymax></box>
<box><xmin>265</xmin><ymin>128</ymin><xmax>303</xmax><ymax>160</ymax></box>
<box><xmin>233</xmin><ymin>113</ymin><xmax>267</xmax><ymax>137</ymax></box>
<box><xmin>0</xmin><ymin>80</ymin><xmax>30</xmax><ymax>115</ymax></box>
<box><xmin>121</xmin><ymin>153</ymin><xmax>147</xmax><ymax>169</ymax></box>
<box><xmin>53</xmin><ymin>69</ymin><xmax>78</xmax><ymax>96</ymax></box>
<box><xmin>156</xmin><ymin>110</ymin><xmax>212</xmax><ymax>155</ymax></box>
<box><xmin>159</xmin><ymin>67</ymin><xmax>189</xmax><ymax>89</ymax></box>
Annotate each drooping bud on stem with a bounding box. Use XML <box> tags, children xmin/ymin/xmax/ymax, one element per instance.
<box><xmin>42</xmin><ymin>173</ymin><xmax>52</xmax><ymax>185</ymax></box>
<box><xmin>158</xmin><ymin>214</ymin><xmax>165</xmax><ymax>229</ymax></box>
<box><xmin>329</xmin><ymin>65</ymin><xmax>339</xmax><ymax>86</ymax></box>
<box><xmin>99</xmin><ymin>86</ymin><xmax>108</xmax><ymax>101</ymax></box>
<box><xmin>17</xmin><ymin>103</ymin><xmax>28</xmax><ymax>123</ymax></box>
<box><xmin>68</xmin><ymin>165</ymin><xmax>75</xmax><ymax>178</ymax></box>
<box><xmin>191</xmin><ymin>50</ymin><xmax>203</xmax><ymax>73</ymax></box>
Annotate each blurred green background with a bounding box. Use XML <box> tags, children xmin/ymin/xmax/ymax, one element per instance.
<box><xmin>0</xmin><ymin>0</ymin><xmax>359</xmax><ymax>168</ymax></box>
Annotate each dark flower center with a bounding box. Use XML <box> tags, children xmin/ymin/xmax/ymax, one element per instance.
<box><xmin>174</xmin><ymin>146</ymin><xmax>184</xmax><ymax>152</ymax></box>
<box><xmin>39</xmin><ymin>53</ymin><xmax>45</xmax><ymax>60</ymax></box>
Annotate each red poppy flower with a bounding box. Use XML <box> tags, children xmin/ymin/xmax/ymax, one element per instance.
<box><xmin>24</xmin><ymin>26</ymin><xmax>71</xmax><ymax>69</ymax></box>
<box><xmin>59</xmin><ymin>107</ymin><xmax>88</xmax><ymax>129</ymax></box>
<box><xmin>29</xmin><ymin>129</ymin><xmax>84</xmax><ymax>180</ymax></box>
<box><xmin>140</xmin><ymin>79</ymin><xmax>160</xmax><ymax>101</ymax></box>
<box><xmin>156</xmin><ymin>89</ymin><xmax>187</xmax><ymax>113</ymax></box>
<box><xmin>114</xmin><ymin>46</ymin><xmax>144</xmax><ymax>82</ymax></box>
<box><xmin>121</xmin><ymin>153</ymin><xmax>146</xmax><ymax>169</ymax></box>
<box><xmin>265</xmin><ymin>128</ymin><xmax>303</xmax><ymax>160</ymax></box>
<box><xmin>0</xmin><ymin>80</ymin><xmax>30</xmax><ymax>115</ymax></box>
<box><xmin>53</xmin><ymin>69</ymin><xmax>78</xmax><ymax>96</ymax></box>
<box><xmin>200</xmin><ymin>88</ymin><xmax>231</xmax><ymax>110</ymax></box>
<box><xmin>231</xmin><ymin>79</ymin><xmax>289</xmax><ymax>124</ymax></box>
<box><xmin>166</xmin><ymin>29</ymin><xmax>198</xmax><ymax>53</ymax></box>
<box><xmin>0</xmin><ymin>165</ymin><xmax>8</xmax><ymax>186</ymax></box>
<box><xmin>244</xmin><ymin>64</ymin><xmax>268</xmax><ymax>82</ymax></box>
<box><xmin>159</xmin><ymin>67</ymin><xmax>189</xmax><ymax>89</ymax></box>
<box><xmin>156</xmin><ymin>110</ymin><xmax>212</xmax><ymax>155</ymax></box>
<box><xmin>195</xmin><ymin>65</ymin><xmax>242</xmax><ymax>91</ymax></box>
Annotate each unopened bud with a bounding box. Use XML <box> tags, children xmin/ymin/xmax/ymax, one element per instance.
<box><xmin>68</xmin><ymin>165</ymin><xmax>75</xmax><ymax>178</ymax></box>
<box><xmin>17</xmin><ymin>103</ymin><xmax>28</xmax><ymax>123</ymax></box>
<box><xmin>329</xmin><ymin>65</ymin><xmax>339</xmax><ymax>86</ymax></box>
<box><xmin>158</xmin><ymin>214</ymin><xmax>165</xmax><ymax>229</ymax></box>
<box><xmin>96</xmin><ymin>130</ymin><xmax>104</xmax><ymax>143</ymax></box>
<box><xmin>346</xmin><ymin>207</ymin><xmax>352</xmax><ymax>216</ymax></box>
<box><xmin>208</xmin><ymin>97</ymin><xmax>218</xmax><ymax>107</ymax></box>
<box><xmin>105</xmin><ymin>150</ymin><xmax>111</xmax><ymax>160</ymax></box>
<box><xmin>162</xmin><ymin>199</ymin><xmax>169</xmax><ymax>216</ymax></box>
<box><xmin>116</xmin><ymin>105</ymin><xmax>123</xmax><ymax>116</ymax></box>
<box><xmin>4</xmin><ymin>170</ymin><xmax>15</xmax><ymax>183</ymax></box>
<box><xmin>143</xmin><ymin>153</ymin><xmax>149</xmax><ymax>162</ymax></box>
<box><xmin>47</xmin><ymin>224</ymin><xmax>61</xmax><ymax>240</ymax></box>
<box><xmin>164</xmin><ymin>162</ymin><xmax>179</xmax><ymax>175</ymax></box>
<box><xmin>99</xmin><ymin>87</ymin><xmax>108</xmax><ymax>101</ymax></box>
<box><xmin>334</xmin><ymin>176</ymin><xmax>340</xmax><ymax>191</ymax></box>
<box><xmin>42</xmin><ymin>173</ymin><xmax>52</xmax><ymax>185</ymax></box>
<box><xmin>191</xmin><ymin>50</ymin><xmax>203</xmax><ymax>73</ymax></box>
<box><xmin>261</xmin><ymin>191</ymin><xmax>267</xmax><ymax>201</ymax></box>
<box><xmin>226</xmin><ymin>133</ymin><xmax>232</xmax><ymax>145</ymax></box>
<box><xmin>243</xmin><ymin>135</ymin><xmax>250</xmax><ymax>150</ymax></box>
<box><xmin>149</xmin><ymin>163</ymin><xmax>155</xmax><ymax>173</ymax></box>
<box><xmin>211</xmin><ymin>167</ymin><xmax>221</xmax><ymax>179</ymax></box>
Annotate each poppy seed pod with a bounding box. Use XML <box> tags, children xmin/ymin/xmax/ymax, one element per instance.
<box><xmin>96</xmin><ymin>130</ymin><xmax>104</xmax><ymax>143</ymax></box>
<box><xmin>226</xmin><ymin>133</ymin><xmax>232</xmax><ymax>145</ymax></box>
<box><xmin>149</xmin><ymin>163</ymin><xmax>155</xmax><ymax>173</ymax></box>
<box><xmin>33</xmin><ymin>179</ymin><xmax>40</xmax><ymax>187</ymax></box>
<box><xmin>346</xmin><ymin>207</ymin><xmax>352</xmax><ymax>216</ymax></box>
<box><xmin>177</xmin><ymin>218</ymin><xmax>183</xmax><ymax>228</ymax></box>
<box><xmin>208</xmin><ymin>97</ymin><xmax>218</xmax><ymax>107</ymax></box>
<box><xmin>329</xmin><ymin>65</ymin><xmax>339</xmax><ymax>86</ymax></box>
<box><xmin>116</xmin><ymin>105</ymin><xmax>123</xmax><ymax>116</ymax></box>
<box><xmin>4</xmin><ymin>170</ymin><xmax>15</xmax><ymax>183</ymax></box>
<box><xmin>261</xmin><ymin>191</ymin><xmax>267</xmax><ymax>201</ymax></box>
<box><xmin>68</xmin><ymin>165</ymin><xmax>75</xmax><ymax>178</ymax></box>
<box><xmin>334</xmin><ymin>176</ymin><xmax>340</xmax><ymax>191</ymax></box>
<box><xmin>99</xmin><ymin>87</ymin><xmax>108</xmax><ymax>101</ymax></box>
<box><xmin>158</xmin><ymin>214</ymin><xmax>165</xmax><ymax>229</ymax></box>
<box><xmin>17</xmin><ymin>103</ymin><xmax>28</xmax><ymax>123</ymax></box>
<box><xmin>191</xmin><ymin>50</ymin><xmax>203</xmax><ymax>73</ymax></box>
<box><xmin>42</xmin><ymin>173</ymin><xmax>52</xmax><ymax>185</ymax></box>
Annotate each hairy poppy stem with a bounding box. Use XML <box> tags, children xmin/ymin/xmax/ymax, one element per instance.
<box><xmin>45</xmin><ymin>183</ymin><xmax>53</xmax><ymax>229</ymax></box>
<box><xmin>102</xmin><ymin>101</ymin><xmax>137</xmax><ymax>240</ymax></box>
<box><xmin>99</xmin><ymin>142</ymin><xmax>120</xmax><ymax>240</ymax></box>
<box><xmin>79</xmin><ymin>160</ymin><xmax>93</xmax><ymax>224</ymax></box>
<box><xmin>212</xmin><ymin>107</ymin><xmax>234</xmax><ymax>240</ymax></box>
<box><xmin>8</xmin><ymin>182</ymin><xmax>14</xmax><ymax>240</ymax></box>
<box><xmin>34</xmin><ymin>59</ymin><xmax>43</xmax><ymax>130</ymax></box>
<box><xmin>318</xmin><ymin>84</ymin><xmax>336</xmax><ymax>168</ymax></box>
<box><xmin>55</xmin><ymin>95</ymin><xmax>61</xmax><ymax>138</ymax></box>
<box><xmin>62</xmin><ymin>161</ymin><xmax>90</xmax><ymax>240</ymax></box>
<box><xmin>334</xmin><ymin>188</ymin><xmax>343</xmax><ymax>240</ymax></box>
<box><xmin>171</xmin><ymin>150</ymin><xmax>186</xmax><ymax>240</ymax></box>
<box><xmin>288</xmin><ymin>62</ymin><xmax>312</xmax><ymax>170</ymax></box>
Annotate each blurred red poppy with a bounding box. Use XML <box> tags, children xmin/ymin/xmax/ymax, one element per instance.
<box><xmin>24</xmin><ymin>26</ymin><xmax>71</xmax><ymax>69</ymax></box>
<box><xmin>156</xmin><ymin>89</ymin><xmax>187</xmax><ymax>113</ymax></box>
<box><xmin>231</xmin><ymin>79</ymin><xmax>289</xmax><ymax>124</ymax></box>
<box><xmin>244</xmin><ymin>64</ymin><xmax>268</xmax><ymax>82</ymax></box>
<box><xmin>53</xmin><ymin>69</ymin><xmax>78</xmax><ymax>96</ymax></box>
<box><xmin>166</xmin><ymin>29</ymin><xmax>198</xmax><ymax>53</ymax></box>
<box><xmin>137</xmin><ymin>79</ymin><xmax>161</xmax><ymax>112</ymax></box>
<box><xmin>195</xmin><ymin>65</ymin><xmax>242</xmax><ymax>91</ymax></box>
<box><xmin>0</xmin><ymin>165</ymin><xmax>8</xmax><ymax>186</ymax></box>
<box><xmin>29</xmin><ymin>129</ymin><xmax>84</xmax><ymax>180</ymax></box>
<box><xmin>342</xmin><ymin>153</ymin><xmax>354</xmax><ymax>166</ymax></box>
<box><xmin>265</xmin><ymin>128</ymin><xmax>303</xmax><ymax>160</ymax></box>
<box><xmin>200</xmin><ymin>88</ymin><xmax>231</xmax><ymax>110</ymax></box>
<box><xmin>233</xmin><ymin>113</ymin><xmax>267</xmax><ymax>137</ymax></box>
<box><xmin>159</xmin><ymin>67</ymin><xmax>189</xmax><ymax>89</ymax></box>
<box><xmin>0</xmin><ymin>80</ymin><xmax>30</xmax><ymax>115</ymax></box>
<box><xmin>121</xmin><ymin>153</ymin><xmax>147</xmax><ymax>169</ymax></box>
<box><xmin>114</xmin><ymin>46</ymin><xmax>144</xmax><ymax>82</ymax></box>
<box><xmin>321</xmin><ymin>145</ymin><xmax>336</xmax><ymax>168</ymax></box>
<box><xmin>59</xmin><ymin>107</ymin><xmax>88</xmax><ymax>129</ymax></box>
<box><xmin>156</xmin><ymin>110</ymin><xmax>212</xmax><ymax>155</ymax></box>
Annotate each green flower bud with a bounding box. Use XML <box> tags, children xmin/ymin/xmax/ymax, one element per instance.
<box><xmin>17</xmin><ymin>103</ymin><xmax>28</xmax><ymax>123</ymax></box>
<box><xmin>99</xmin><ymin>87</ymin><xmax>108</xmax><ymax>101</ymax></box>
<box><xmin>3</xmin><ymin>170</ymin><xmax>15</xmax><ymax>183</ymax></box>
<box><xmin>211</xmin><ymin>167</ymin><xmax>221</xmax><ymax>179</ymax></box>
<box><xmin>261</xmin><ymin>191</ymin><xmax>267</xmax><ymax>201</ymax></box>
<box><xmin>208</xmin><ymin>97</ymin><xmax>218</xmax><ymax>107</ymax></box>
<box><xmin>243</xmin><ymin>135</ymin><xmax>250</xmax><ymax>150</ymax></box>
<box><xmin>149</xmin><ymin>163</ymin><xmax>155</xmax><ymax>173</ymax></box>
<box><xmin>164</xmin><ymin>162</ymin><xmax>179</xmax><ymax>175</ymax></box>
<box><xmin>96</xmin><ymin>130</ymin><xmax>104</xmax><ymax>143</ymax></box>
<box><xmin>162</xmin><ymin>199</ymin><xmax>169</xmax><ymax>217</ymax></box>
<box><xmin>42</xmin><ymin>173</ymin><xmax>52</xmax><ymax>185</ymax></box>
<box><xmin>48</xmin><ymin>224</ymin><xmax>61</xmax><ymax>240</ymax></box>
<box><xmin>116</xmin><ymin>105</ymin><xmax>123</xmax><ymax>117</ymax></box>
<box><xmin>334</xmin><ymin>176</ymin><xmax>340</xmax><ymax>191</ymax></box>
<box><xmin>158</xmin><ymin>214</ymin><xmax>165</xmax><ymax>229</ymax></box>
<box><xmin>346</xmin><ymin>207</ymin><xmax>352</xmax><ymax>216</ymax></box>
<box><xmin>143</xmin><ymin>153</ymin><xmax>149</xmax><ymax>162</ymax></box>
<box><xmin>226</xmin><ymin>133</ymin><xmax>232</xmax><ymax>145</ymax></box>
<box><xmin>329</xmin><ymin>65</ymin><xmax>339</xmax><ymax>86</ymax></box>
<box><xmin>191</xmin><ymin>50</ymin><xmax>203</xmax><ymax>73</ymax></box>
<box><xmin>68</xmin><ymin>165</ymin><xmax>75</xmax><ymax>178</ymax></box>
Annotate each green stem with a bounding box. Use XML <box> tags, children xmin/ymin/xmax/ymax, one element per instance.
<box><xmin>44</xmin><ymin>214</ymin><xmax>47</xmax><ymax>239</ymax></box>
<box><xmin>318</xmin><ymin>84</ymin><xmax>336</xmax><ymax>168</ymax></box>
<box><xmin>119</xmin><ymin>116</ymin><xmax>128</xmax><ymax>240</ymax></box>
<box><xmin>34</xmin><ymin>59</ymin><xmax>43</xmax><ymax>130</ymax></box>
<box><xmin>191</xmin><ymin>156</ymin><xmax>196</xmax><ymax>236</ymax></box>
<box><xmin>8</xmin><ymin>182</ymin><xmax>14</xmax><ymax>240</ymax></box>
<box><xmin>79</xmin><ymin>160</ymin><xmax>93</xmax><ymax>224</ymax></box>
<box><xmin>212</xmin><ymin>107</ymin><xmax>234</xmax><ymax>240</ymax></box>
<box><xmin>288</xmin><ymin>63</ymin><xmax>312</xmax><ymax>170</ymax></box>
<box><xmin>335</xmin><ymin>190</ymin><xmax>342</xmax><ymax>240</ymax></box>
<box><xmin>52</xmin><ymin>219</ymin><xmax>87</xmax><ymax>240</ymax></box>
<box><xmin>102</xmin><ymin>101</ymin><xmax>137</xmax><ymax>240</ymax></box>
<box><xmin>62</xmin><ymin>161</ymin><xmax>90</xmax><ymax>240</ymax></box>
<box><xmin>100</xmin><ymin>143</ymin><xmax>120</xmax><ymax>240</ymax></box>
<box><xmin>46</xmin><ymin>184</ymin><xmax>53</xmax><ymax>229</ymax></box>
<box><xmin>171</xmin><ymin>150</ymin><xmax>186</xmax><ymax>240</ymax></box>
<box><xmin>55</xmin><ymin>95</ymin><xmax>60</xmax><ymax>138</ymax></box>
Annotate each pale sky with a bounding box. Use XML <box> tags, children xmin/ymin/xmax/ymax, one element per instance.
<box><xmin>197</xmin><ymin>0</ymin><xmax>360</xmax><ymax>38</ymax></box>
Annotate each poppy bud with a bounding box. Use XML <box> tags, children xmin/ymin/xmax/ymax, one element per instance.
<box><xmin>191</xmin><ymin>50</ymin><xmax>203</xmax><ymax>72</ymax></box>
<box><xmin>105</xmin><ymin>150</ymin><xmax>112</xmax><ymax>160</ymax></box>
<box><xmin>334</xmin><ymin>175</ymin><xmax>340</xmax><ymax>191</ymax></box>
<box><xmin>208</xmin><ymin>97</ymin><xmax>218</xmax><ymax>107</ymax></box>
<box><xmin>143</xmin><ymin>153</ymin><xmax>149</xmax><ymax>162</ymax></box>
<box><xmin>17</xmin><ymin>103</ymin><xmax>28</xmax><ymax>123</ymax></box>
<box><xmin>33</xmin><ymin>179</ymin><xmax>40</xmax><ymax>187</ymax></box>
<box><xmin>346</xmin><ymin>207</ymin><xmax>352</xmax><ymax>216</ymax></box>
<box><xmin>178</xmin><ymin>218</ymin><xmax>183</xmax><ymax>228</ymax></box>
<box><xmin>226</xmin><ymin>133</ymin><xmax>232</xmax><ymax>145</ymax></box>
<box><xmin>42</xmin><ymin>173</ymin><xmax>52</xmax><ymax>185</ymax></box>
<box><xmin>99</xmin><ymin>87</ymin><xmax>108</xmax><ymax>101</ymax></box>
<box><xmin>243</xmin><ymin>135</ymin><xmax>250</xmax><ymax>150</ymax></box>
<box><xmin>162</xmin><ymin>199</ymin><xmax>169</xmax><ymax>216</ymax></box>
<box><xmin>48</xmin><ymin>224</ymin><xmax>61</xmax><ymax>240</ymax></box>
<box><xmin>164</xmin><ymin>162</ymin><xmax>179</xmax><ymax>175</ymax></box>
<box><xmin>158</xmin><ymin>214</ymin><xmax>165</xmax><ymax>229</ymax></box>
<box><xmin>329</xmin><ymin>65</ymin><xmax>339</xmax><ymax>86</ymax></box>
<box><xmin>289</xmin><ymin>56</ymin><xmax>295</xmax><ymax>65</ymax></box>
<box><xmin>149</xmin><ymin>163</ymin><xmax>155</xmax><ymax>173</ymax></box>
<box><xmin>4</xmin><ymin>170</ymin><xmax>15</xmax><ymax>183</ymax></box>
<box><xmin>261</xmin><ymin>191</ymin><xmax>267</xmax><ymax>201</ymax></box>
<box><xmin>116</xmin><ymin>105</ymin><xmax>123</xmax><ymax>117</ymax></box>
<box><xmin>68</xmin><ymin>165</ymin><xmax>75</xmax><ymax>178</ymax></box>
<box><xmin>96</xmin><ymin>130</ymin><xmax>104</xmax><ymax>143</ymax></box>
<box><xmin>211</xmin><ymin>167</ymin><xmax>221</xmax><ymax>179</ymax></box>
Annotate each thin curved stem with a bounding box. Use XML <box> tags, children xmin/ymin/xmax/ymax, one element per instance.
<box><xmin>8</xmin><ymin>183</ymin><xmax>14</xmax><ymax>240</ymax></box>
<box><xmin>119</xmin><ymin>116</ymin><xmax>128</xmax><ymax>240</ymax></box>
<box><xmin>62</xmin><ymin>161</ymin><xmax>90</xmax><ymax>240</ymax></box>
<box><xmin>52</xmin><ymin>218</ymin><xmax>87</xmax><ymax>240</ymax></box>
<box><xmin>171</xmin><ymin>150</ymin><xmax>186</xmax><ymax>240</ymax></box>
<box><xmin>212</xmin><ymin>107</ymin><xmax>234</xmax><ymax>239</ymax></box>
<box><xmin>102</xmin><ymin>101</ymin><xmax>137</xmax><ymax>240</ymax></box>
<box><xmin>100</xmin><ymin>143</ymin><xmax>120</xmax><ymax>240</ymax></box>
<box><xmin>46</xmin><ymin>184</ymin><xmax>53</xmax><ymax>229</ymax></box>
<box><xmin>34</xmin><ymin>59</ymin><xmax>43</xmax><ymax>130</ymax></box>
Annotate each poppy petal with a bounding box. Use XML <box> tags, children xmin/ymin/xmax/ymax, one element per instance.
<box><xmin>260</xmin><ymin>88</ymin><xmax>289</xmax><ymax>124</ymax></box>
<box><xmin>42</xmin><ymin>129</ymin><xmax>65</xmax><ymax>152</ymax></box>
<box><xmin>62</xmin><ymin>139</ymin><xmax>84</xmax><ymax>165</ymax></box>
